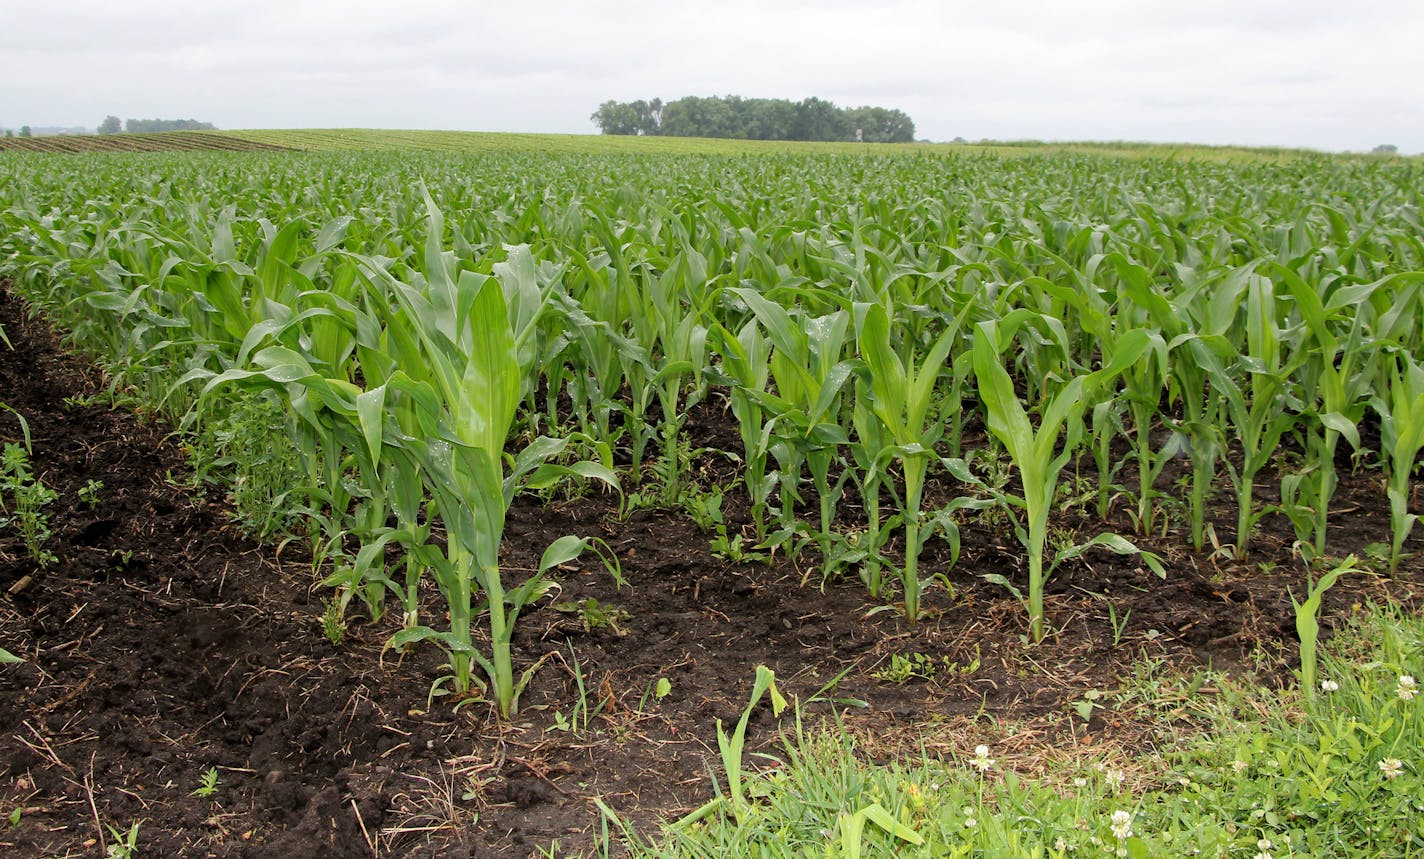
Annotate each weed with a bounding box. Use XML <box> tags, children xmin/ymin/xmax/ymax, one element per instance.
<box><xmin>105</xmin><ymin>820</ymin><xmax>141</xmax><ymax>858</ymax></box>
<box><xmin>191</xmin><ymin>766</ymin><xmax>220</xmax><ymax>798</ymax></box>
<box><xmin>320</xmin><ymin>599</ymin><xmax>346</xmax><ymax>647</ymax></box>
<box><xmin>1</xmin><ymin>441</ymin><xmax>58</xmax><ymax>566</ymax></box>
<box><xmin>78</xmin><ymin>478</ymin><xmax>103</xmax><ymax>509</ymax></box>
<box><xmin>550</xmin><ymin>598</ymin><xmax>629</xmax><ymax>636</ymax></box>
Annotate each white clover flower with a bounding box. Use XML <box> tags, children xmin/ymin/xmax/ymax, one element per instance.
<box><xmin>971</xmin><ymin>744</ymin><xmax>996</xmax><ymax>773</ymax></box>
<box><xmin>964</xmin><ymin>816</ymin><xmax>978</xmax><ymax>829</ymax></box>
<box><xmin>1105</xmin><ymin>768</ymin><xmax>1126</xmax><ymax>790</ymax></box>
<box><xmin>1055</xmin><ymin>835</ymin><xmax>1068</xmax><ymax>852</ymax></box>
<box><xmin>1110</xmin><ymin>809</ymin><xmax>1133</xmax><ymax>840</ymax></box>
<box><xmin>1398</xmin><ymin>675</ymin><xmax>1418</xmax><ymax>701</ymax></box>
<box><xmin>1257</xmin><ymin>838</ymin><xmax>1273</xmax><ymax>851</ymax></box>
<box><xmin>1231</xmin><ymin>759</ymin><xmax>1249</xmax><ymax>773</ymax></box>
<box><xmin>1379</xmin><ymin>757</ymin><xmax>1405</xmax><ymax>780</ymax></box>
<box><xmin>1073</xmin><ymin>776</ymin><xmax>1089</xmax><ymax>788</ymax></box>
<box><xmin>1320</xmin><ymin>679</ymin><xmax>1339</xmax><ymax>693</ymax></box>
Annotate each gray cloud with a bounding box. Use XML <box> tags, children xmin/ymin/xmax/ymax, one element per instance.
<box><xmin>2</xmin><ymin>0</ymin><xmax>1419</xmax><ymax>152</ymax></box>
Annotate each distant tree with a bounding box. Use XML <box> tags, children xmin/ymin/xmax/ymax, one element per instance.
<box><xmin>1372</xmin><ymin>144</ymin><xmax>1399</xmax><ymax>154</ymax></box>
<box><xmin>661</xmin><ymin>95</ymin><xmax>744</xmax><ymax>138</ymax></box>
<box><xmin>18</xmin><ymin>125</ymin><xmax>32</xmax><ymax>138</ymax></box>
<box><xmin>124</xmin><ymin>118</ymin><xmax>217</xmax><ymax>133</ymax></box>
<box><xmin>791</xmin><ymin>97</ymin><xmax>849</xmax><ymax>142</ymax></box>
<box><xmin>3</xmin><ymin>130</ymin><xmax>12</xmax><ymax>138</ymax></box>
<box><xmin>590</xmin><ymin>100</ymin><xmax>640</xmax><ymax>135</ymax></box>
<box><xmin>630</xmin><ymin>98</ymin><xmax>663</xmax><ymax>135</ymax></box>
<box><xmin>98</xmin><ymin>115</ymin><xmax>122</xmax><ymax>134</ymax></box>
<box><xmin>844</xmin><ymin>106</ymin><xmax>915</xmax><ymax>143</ymax></box>
<box><xmin>592</xmin><ymin>95</ymin><xmax>914</xmax><ymax>143</ymax></box>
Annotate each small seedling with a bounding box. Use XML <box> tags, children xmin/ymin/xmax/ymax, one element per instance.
<box><xmin>872</xmin><ymin>652</ymin><xmax>940</xmax><ymax>684</ymax></box>
<box><xmin>78</xmin><ymin>479</ymin><xmax>104</xmax><ymax>509</ymax></box>
<box><xmin>550</xmin><ymin>598</ymin><xmax>630</xmax><ymax>635</ymax></box>
<box><xmin>192</xmin><ymin>766</ymin><xmax>220</xmax><ymax>798</ymax></box>
<box><xmin>105</xmin><ymin>820</ymin><xmax>141</xmax><ymax>859</ymax></box>
<box><xmin>1293</xmin><ymin>554</ymin><xmax>1361</xmax><ymax>696</ymax></box>
<box><xmin>871</xmin><ymin>650</ymin><xmax>978</xmax><ymax>685</ymax></box>
<box><xmin>1073</xmin><ymin>688</ymin><xmax>1106</xmax><ymax>722</ymax></box>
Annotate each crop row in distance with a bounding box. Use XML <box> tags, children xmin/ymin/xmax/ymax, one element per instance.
<box><xmin>1</xmin><ymin>127</ymin><xmax>1379</xmax><ymax>158</ymax></box>
<box><xmin>0</xmin><ymin>144</ymin><xmax>1420</xmax><ymax>718</ymax></box>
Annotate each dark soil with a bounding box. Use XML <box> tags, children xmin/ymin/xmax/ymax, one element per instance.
<box><xmin>1</xmin><ymin>287</ymin><xmax>1420</xmax><ymax>858</ymax></box>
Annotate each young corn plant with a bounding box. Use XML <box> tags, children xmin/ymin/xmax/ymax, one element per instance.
<box><xmin>849</xmin><ymin>372</ymin><xmax>894</xmax><ymax>598</ymax></box>
<box><xmin>731</xmin><ymin>287</ymin><xmax>855</xmax><ymax>573</ymax></box>
<box><xmin>1118</xmin><ymin>266</ymin><xmax>1233</xmax><ymax>550</ymax></box>
<box><xmin>363</xmin><ymin>195</ymin><xmax>618</xmax><ymax>717</ymax></box>
<box><xmin>708</xmin><ymin>320</ymin><xmax>775</xmax><ymax>542</ymax></box>
<box><xmin>970</xmin><ymin>317</ymin><xmax>1152</xmax><ymax>642</ymax></box>
<box><xmin>1213</xmin><ymin>274</ymin><xmax>1304</xmax><ymax>559</ymax></box>
<box><xmin>1276</xmin><ymin>265</ymin><xmax>1376</xmax><ymax>559</ymax></box>
<box><xmin>1373</xmin><ymin>351</ymin><xmax>1424</xmax><ymax>574</ymax></box>
<box><xmin>854</xmin><ymin>299</ymin><xmax>968</xmax><ymax>621</ymax></box>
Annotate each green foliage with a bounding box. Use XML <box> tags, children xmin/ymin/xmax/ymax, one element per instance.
<box><xmin>123</xmin><ymin>118</ymin><xmax>217</xmax><ymax>133</ymax></box>
<box><xmin>319</xmin><ymin>599</ymin><xmax>345</xmax><ymax>646</ymax></box>
<box><xmin>191</xmin><ymin>766</ymin><xmax>221</xmax><ymax>799</ymax></box>
<box><xmin>608</xmin><ymin>606</ymin><xmax>1424</xmax><ymax>858</ymax></box>
<box><xmin>77</xmin><ymin>478</ymin><xmax>103</xmax><ymax>509</ymax></box>
<box><xmin>2</xmin><ymin>136</ymin><xmax>1422</xmax><ymax>715</ymax></box>
<box><xmin>592</xmin><ymin>95</ymin><xmax>914</xmax><ymax>142</ymax></box>
<box><xmin>105</xmin><ymin>820</ymin><xmax>142</xmax><ymax>858</ymax></box>
<box><xmin>1</xmin><ymin>440</ymin><xmax>58</xmax><ymax>567</ymax></box>
<box><xmin>1293</xmin><ymin>555</ymin><xmax>1361</xmax><ymax>698</ymax></box>
<box><xmin>550</xmin><ymin>597</ymin><xmax>630</xmax><ymax>635</ymax></box>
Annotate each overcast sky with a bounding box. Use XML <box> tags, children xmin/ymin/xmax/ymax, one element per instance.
<box><xmin>3</xmin><ymin>0</ymin><xmax>1420</xmax><ymax>153</ymax></box>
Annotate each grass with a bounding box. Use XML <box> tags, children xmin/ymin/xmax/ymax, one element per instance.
<box><xmin>600</xmin><ymin>603</ymin><xmax>1424</xmax><ymax>857</ymax></box>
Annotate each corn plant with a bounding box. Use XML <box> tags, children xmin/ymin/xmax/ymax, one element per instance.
<box><xmin>358</xmin><ymin>195</ymin><xmax>618</xmax><ymax>716</ymax></box>
<box><xmin>970</xmin><ymin>317</ymin><xmax>1152</xmax><ymax>641</ymax></box>
<box><xmin>1275</xmin><ymin>265</ymin><xmax>1377</xmax><ymax>558</ymax></box>
<box><xmin>1212</xmin><ymin>273</ymin><xmax>1305</xmax><ymax>559</ymax></box>
<box><xmin>709</xmin><ymin>320</ymin><xmax>775</xmax><ymax>541</ymax></box>
<box><xmin>1293</xmin><ymin>555</ymin><xmax>1360</xmax><ymax>696</ymax></box>
<box><xmin>731</xmin><ymin>287</ymin><xmax>855</xmax><ymax>572</ymax></box>
<box><xmin>854</xmin><ymin>299</ymin><xmax>969</xmax><ymax>620</ymax></box>
<box><xmin>1373</xmin><ymin>352</ymin><xmax>1424</xmax><ymax>574</ymax></box>
<box><xmin>673</xmin><ymin>665</ymin><xmax>787</xmax><ymax>828</ymax></box>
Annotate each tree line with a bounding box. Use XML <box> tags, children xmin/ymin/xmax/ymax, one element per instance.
<box><xmin>591</xmin><ymin>96</ymin><xmax>915</xmax><ymax>143</ymax></box>
<box><xmin>98</xmin><ymin>116</ymin><xmax>217</xmax><ymax>134</ymax></box>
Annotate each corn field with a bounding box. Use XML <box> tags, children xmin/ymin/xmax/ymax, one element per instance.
<box><xmin>2</xmin><ymin>146</ymin><xmax>1421</xmax><ymax>720</ymax></box>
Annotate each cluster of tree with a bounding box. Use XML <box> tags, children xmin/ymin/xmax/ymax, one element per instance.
<box><xmin>591</xmin><ymin>96</ymin><xmax>915</xmax><ymax>143</ymax></box>
<box><xmin>97</xmin><ymin>116</ymin><xmax>217</xmax><ymax>134</ymax></box>
<box><xmin>3</xmin><ymin>127</ymin><xmax>33</xmax><ymax>138</ymax></box>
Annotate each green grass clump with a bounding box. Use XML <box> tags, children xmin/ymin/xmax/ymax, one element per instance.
<box><xmin>606</xmin><ymin>605</ymin><xmax>1423</xmax><ymax>858</ymax></box>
